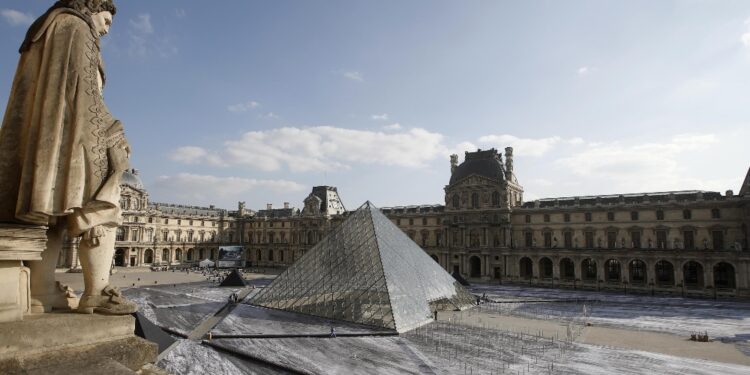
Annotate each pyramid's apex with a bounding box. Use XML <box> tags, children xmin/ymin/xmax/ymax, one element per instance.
<box><xmin>357</xmin><ymin>201</ymin><xmax>378</xmax><ymax>210</ymax></box>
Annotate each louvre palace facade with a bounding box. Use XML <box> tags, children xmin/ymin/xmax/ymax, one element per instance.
<box><xmin>59</xmin><ymin>148</ymin><xmax>750</xmax><ymax>298</ymax></box>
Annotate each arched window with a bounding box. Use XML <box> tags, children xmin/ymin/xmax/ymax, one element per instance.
<box><xmin>492</xmin><ymin>191</ymin><xmax>500</xmax><ymax>206</ymax></box>
<box><xmin>582</xmin><ymin>259</ymin><xmax>597</xmax><ymax>281</ymax></box>
<box><xmin>162</xmin><ymin>249</ymin><xmax>169</xmax><ymax>262</ymax></box>
<box><xmin>629</xmin><ymin>259</ymin><xmax>646</xmax><ymax>283</ymax></box>
<box><xmin>175</xmin><ymin>249</ymin><xmax>182</xmax><ymax>261</ymax></box>
<box><xmin>268</xmin><ymin>250</ymin><xmax>274</xmax><ymax>261</ymax></box>
<box><xmin>144</xmin><ymin>249</ymin><xmax>153</xmax><ymax>264</ymax></box>
<box><xmin>116</xmin><ymin>228</ymin><xmax>125</xmax><ymax>242</ymax></box>
<box><xmin>452</xmin><ymin>194</ymin><xmax>460</xmax><ymax>209</ymax></box>
<box><xmin>605</xmin><ymin>259</ymin><xmax>621</xmax><ymax>281</ymax></box>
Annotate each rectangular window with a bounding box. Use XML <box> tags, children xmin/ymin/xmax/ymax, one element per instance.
<box><xmin>409</xmin><ymin>218</ymin><xmax>414</xmax><ymax>225</ymax></box>
<box><xmin>607</xmin><ymin>212</ymin><xmax>615</xmax><ymax>221</ymax></box>
<box><xmin>683</xmin><ymin>210</ymin><xmax>692</xmax><ymax>220</ymax></box>
<box><xmin>656</xmin><ymin>230</ymin><xmax>667</xmax><ymax>249</ymax></box>
<box><xmin>544</xmin><ymin>214</ymin><xmax>550</xmax><ymax>223</ymax></box>
<box><xmin>525</xmin><ymin>232</ymin><xmax>533</xmax><ymax>247</ymax></box>
<box><xmin>544</xmin><ymin>232</ymin><xmax>552</xmax><ymax>248</ymax></box>
<box><xmin>165</xmin><ymin>218</ymin><xmax>169</xmax><ymax>224</ymax></box>
<box><xmin>656</xmin><ymin>210</ymin><xmax>664</xmax><ymax>220</ymax></box>
<box><xmin>607</xmin><ymin>231</ymin><xmax>617</xmax><ymax>249</ymax></box>
<box><xmin>564</xmin><ymin>213</ymin><xmax>570</xmax><ymax>222</ymax></box>
<box><xmin>585</xmin><ymin>231</ymin><xmax>594</xmax><ymax>248</ymax></box>
<box><xmin>564</xmin><ymin>232</ymin><xmax>572</xmax><ymax>248</ymax></box>
<box><xmin>422</xmin><ymin>218</ymin><xmax>428</xmax><ymax>225</ymax></box>
<box><xmin>525</xmin><ymin>215</ymin><xmax>531</xmax><ymax>223</ymax></box>
<box><xmin>711</xmin><ymin>209</ymin><xmax>721</xmax><ymax>219</ymax></box>
<box><xmin>631</xmin><ymin>231</ymin><xmax>641</xmax><ymax>249</ymax></box>
<box><xmin>712</xmin><ymin>230</ymin><xmax>724</xmax><ymax>250</ymax></box>
<box><xmin>631</xmin><ymin>211</ymin><xmax>639</xmax><ymax>221</ymax></box>
<box><xmin>683</xmin><ymin>230</ymin><xmax>695</xmax><ymax>249</ymax></box>
<box><xmin>397</xmin><ymin>219</ymin><xmax>401</xmax><ymax>225</ymax></box>
<box><xmin>585</xmin><ymin>212</ymin><xmax>592</xmax><ymax>222</ymax></box>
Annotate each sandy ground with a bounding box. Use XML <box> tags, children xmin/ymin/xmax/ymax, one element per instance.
<box><xmin>55</xmin><ymin>267</ymin><xmax>280</xmax><ymax>293</ymax></box>
<box><xmin>441</xmin><ymin>308</ymin><xmax>750</xmax><ymax>367</ymax></box>
<box><xmin>578</xmin><ymin>325</ymin><xmax>750</xmax><ymax>366</ymax></box>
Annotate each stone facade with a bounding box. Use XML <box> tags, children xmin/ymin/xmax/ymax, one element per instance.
<box><xmin>59</xmin><ymin>150</ymin><xmax>750</xmax><ymax>298</ymax></box>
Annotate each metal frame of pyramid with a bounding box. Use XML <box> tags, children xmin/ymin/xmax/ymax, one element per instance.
<box><xmin>249</xmin><ymin>202</ymin><xmax>475</xmax><ymax>333</ymax></box>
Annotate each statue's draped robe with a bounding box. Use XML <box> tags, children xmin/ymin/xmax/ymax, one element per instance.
<box><xmin>0</xmin><ymin>9</ymin><xmax>126</xmax><ymax>236</ymax></box>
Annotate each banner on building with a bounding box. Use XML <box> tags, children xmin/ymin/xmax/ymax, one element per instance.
<box><xmin>217</xmin><ymin>246</ymin><xmax>244</xmax><ymax>268</ymax></box>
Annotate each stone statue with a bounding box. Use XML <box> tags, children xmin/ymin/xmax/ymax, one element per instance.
<box><xmin>0</xmin><ymin>0</ymin><xmax>136</xmax><ymax>315</ymax></box>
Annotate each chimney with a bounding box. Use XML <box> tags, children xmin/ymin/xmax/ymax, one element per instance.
<box><xmin>266</xmin><ymin>203</ymin><xmax>273</xmax><ymax>210</ymax></box>
<box><xmin>450</xmin><ymin>154</ymin><xmax>458</xmax><ymax>174</ymax></box>
<box><xmin>284</xmin><ymin>202</ymin><xmax>290</xmax><ymax>209</ymax></box>
<box><xmin>726</xmin><ymin>190</ymin><xmax>734</xmax><ymax>198</ymax></box>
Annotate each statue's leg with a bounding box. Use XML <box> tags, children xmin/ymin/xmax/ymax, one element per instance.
<box><xmin>77</xmin><ymin>226</ymin><xmax>137</xmax><ymax>315</ymax></box>
<box><xmin>29</xmin><ymin>224</ymin><xmax>78</xmax><ymax>313</ymax></box>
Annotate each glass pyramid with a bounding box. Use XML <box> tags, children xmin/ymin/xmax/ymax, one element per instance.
<box><xmin>249</xmin><ymin>202</ymin><xmax>475</xmax><ymax>333</ymax></box>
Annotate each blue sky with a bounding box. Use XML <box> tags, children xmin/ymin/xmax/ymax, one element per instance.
<box><xmin>1</xmin><ymin>0</ymin><xmax>749</xmax><ymax>211</ymax></box>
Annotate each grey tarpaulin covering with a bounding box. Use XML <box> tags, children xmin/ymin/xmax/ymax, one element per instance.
<box><xmin>133</xmin><ymin>311</ymin><xmax>176</xmax><ymax>353</ymax></box>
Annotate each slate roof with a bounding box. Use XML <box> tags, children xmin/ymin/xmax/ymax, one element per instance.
<box><xmin>449</xmin><ymin>149</ymin><xmax>505</xmax><ymax>185</ymax></box>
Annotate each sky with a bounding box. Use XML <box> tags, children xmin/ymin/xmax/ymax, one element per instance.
<box><xmin>1</xmin><ymin>0</ymin><xmax>749</xmax><ymax>211</ymax></box>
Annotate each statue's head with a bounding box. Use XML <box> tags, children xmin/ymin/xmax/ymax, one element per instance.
<box><xmin>57</xmin><ymin>0</ymin><xmax>117</xmax><ymax>36</ymax></box>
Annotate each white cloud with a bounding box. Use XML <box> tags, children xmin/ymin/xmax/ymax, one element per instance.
<box><xmin>259</xmin><ymin>112</ymin><xmax>279</xmax><ymax>119</ymax></box>
<box><xmin>130</xmin><ymin>14</ymin><xmax>153</xmax><ymax>34</ymax></box>
<box><xmin>152</xmin><ymin>173</ymin><xmax>304</xmax><ymax>204</ymax></box>
<box><xmin>578</xmin><ymin>66</ymin><xmax>589</xmax><ymax>75</ymax></box>
<box><xmin>227</xmin><ymin>101</ymin><xmax>260</xmax><ymax>113</ymax></box>
<box><xmin>1</xmin><ymin>9</ymin><xmax>33</xmax><ymax>26</ymax></box>
<box><xmin>127</xmin><ymin>13</ymin><xmax>177</xmax><ymax>58</ymax></box>
<box><xmin>371</xmin><ymin>113</ymin><xmax>389</xmax><ymax>121</ymax></box>
<box><xmin>170</xmin><ymin>146</ymin><xmax>225</xmax><ymax>166</ymax></box>
<box><xmin>383</xmin><ymin>123</ymin><xmax>402</xmax><ymax>131</ymax></box>
<box><xmin>343</xmin><ymin>71</ymin><xmax>364</xmax><ymax>82</ymax></box>
<box><xmin>478</xmin><ymin>134</ymin><xmax>581</xmax><ymax>157</ymax></box>
<box><xmin>174</xmin><ymin>126</ymin><xmax>446</xmax><ymax>172</ymax></box>
<box><xmin>175</xmin><ymin>9</ymin><xmax>187</xmax><ymax>18</ymax></box>
<box><xmin>554</xmin><ymin>133</ymin><xmax>721</xmax><ymax>192</ymax></box>
<box><xmin>742</xmin><ymin>18</ymin><xmax>750</xmax><ymax>47</ymax></box>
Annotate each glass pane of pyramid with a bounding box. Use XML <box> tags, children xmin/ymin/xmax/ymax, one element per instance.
<box><xmin>250</xmin><ymin>202</ymin><xmax>474</xmax><ymax>333</ymax></box>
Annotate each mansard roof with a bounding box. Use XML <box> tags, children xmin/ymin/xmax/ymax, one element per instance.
<box><xmin>121</xmin><ymin>169</ymin><xmax>145</xmax><ymax>191</ymax></box>
<box><xmin>741</xmin><ymin>167</ymin><xmax>750</xmax><ymax>196</ymax></box>
<box><xmin>449</xmin><ymin>149</ymin><xmax>505</xmax><ymax>185</ymax></box>
<box><xmin>521</xmin><ymin>190</ymin><xmax>728</xmax><ymax>209</ymax></box>
<box><xmin>149</xmin><ymin>202</ymin><xmax>225</xmax><ymax>217</ymax></box>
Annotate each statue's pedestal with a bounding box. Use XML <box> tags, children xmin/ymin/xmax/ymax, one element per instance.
<box><xmin>0</xmin><ymin>224</ymin><xmax>46</xmax><ymax>323</ymax></box>
<box><xmin>0</xmin><ymin>313</ymin><xmax>159</xmax><ymax>374</ymax></box>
